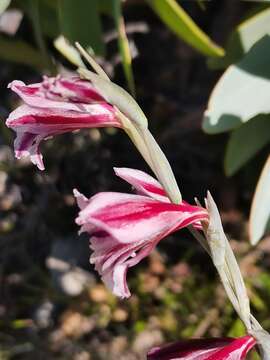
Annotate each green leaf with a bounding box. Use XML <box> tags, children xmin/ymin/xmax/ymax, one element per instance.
<box><xmin>224</xmin><ymin>115</ymin><xmax>270</xmax><ymax>176</ymax></box>
<box><xmin>112</xmin><ymin>0</ymin><xmax>135</xmax><ymax>96</ymax></box>
<box><xmin>39</xmin><ymin>0</ymin><xmax>59</xmax><ymax>38</ymax></box>
<box><xmin>98</xmin><ymin>0</ymin><xmax>113</xmax><ymax>15</ymax></box>
<box><xmin>27</xmin><ymin>0</ymin><xmax>55</xmax><ymax>72</ymax></box>
<box><xmin>203</xmin><ymin>36</ymin><xmax>270</xmax><ymax>134</ymax></box>
<box><xmin>0</xmin><ymin>35</ymin><xmax>48</xmax><ymax>70</ymax></box>
<box><xmin>58</xmin><ymin>0</ymin><xmax>105</xmax><ymax>56</ymax></box>
<box><xmin>249</xmin><ymin>155</ymin><xmax>270</xmax><ymax>245</ymax></box>
<box><xmin>0</xmin><ymin>0</ymin><xmax>10</xmax><ymax>14</ymax></box>
<box><xmin>146</xmin><ymin>0</ymin><xmax>224</xmax><ymax>57</ymax></box>
<box><xmin>228</xmin><ymin>318</ymin><xmax>245</xmax><ymax>337</ymax></box>
<box><xmin>209</xmin><ymin>7</ymin><xmax>270</xmax><ymax>69</ymax></box>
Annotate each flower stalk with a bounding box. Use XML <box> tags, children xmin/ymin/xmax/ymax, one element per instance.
<box><xmin>76</xmin><ymin>45</ymin><xmax>270</xmax><ymax>358</ymax></box>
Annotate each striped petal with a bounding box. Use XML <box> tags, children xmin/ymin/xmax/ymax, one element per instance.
<box><xmin>6</xmin><ymin>103</ymin><xmax>120</xmax><ymax>170</ymax></box>
<box><xmin>8</xmin><ymin>76</ymin><xmax>104</xmax><ymax>110</ymax></box>
<box><xmin>114</xmin><ymin>167</ymin><xmax>169</xmax><ymax>202</ymax></box>
<box><xmin>74</xmin><ymin>188</ymin><xmax>208</xmax><ymax>298</ymax></box>
<box><xmin>147</xmin><ymin>335</ymin><xmax>256</xmax><ymax>360</ymax></box>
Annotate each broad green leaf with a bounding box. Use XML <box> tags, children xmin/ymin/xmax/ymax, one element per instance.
<box><xmin>203</xmin><ymin>36</ymin><xmax>270</xmax><ymax>134</ymax></box>
<box><xmin>224</xmin><ymin>115</ymin><xmax>270</xmax><ymax>176</ymax></box>
<box><xmin>39</xmin><ymin>0</ymin><xmax>59</xmax><ymax>38</ymax></box>
<box><xmin>112</xmin><ymin>0</ymin><xmax>135</xmax><ymax>96</ymax></box>
<box><xmin>0</xmin><ymin>0</ymin><xmax>10</xmax><ymax>14</ymax></box>
<box><xmin>28</xmin><ymin>0</ymin><xmax>55</xmax><ymax>72</ymax></box>
<box><xmin>209</xmin><ymin>7</ymin><xmax>270</xmax><ymax>69</ymax></box>
<box><xmin>98</xmin><ymin>0</ymin><xmax>113</xmax><ymax>15</ymax></box>
<box><xmin>58</xmin><ymin>0</ymin><xmax>105</xmax><ymax>56</ymax></box>
<box><xmin>249</xmin><ymin>155</ymin><xmax>270</xmax><ymax>245</ymax></box>
<box><xmin>0</xmin><ymin>36</ymin><xmax>48</xmax><ymax>70</ymax></box>
<box><xmin>146</xmin><ymin>0</ymin><xmax>224</xmax><ymax>57</ymax></box>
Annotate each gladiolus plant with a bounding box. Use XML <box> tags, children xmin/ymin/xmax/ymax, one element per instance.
<box><xmin>5</xmin><ymin>45</ymin><xmax>270</xmax><ymax>359</ymax></box>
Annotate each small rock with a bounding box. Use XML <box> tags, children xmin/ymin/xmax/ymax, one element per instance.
<box><xmin>132</xmin><ymin>330</ymin><xmax>163</xmax><ymax>354</ymax></box>
<box><xmin>74</xmin><ymin>351</ymin><xmax>91</xmax><ymax>360</ymax></box>
<box><xmin>61</xmin><ymin>311</ymin><xmax>95</xmax><ymax>338</ymax></box>
<box><xmin>46</xmin><ymin>237</ymin><xmax>95</xmax><ymax>296</ymax></box>
<box><xmin>110</xmin><ymin>336</ymin><xmax>127</xmax><ymax>355</ymax></box>
<box><xmin>112</xmin><ymin>308</ymin><xmax>128</xmax><ymax>322</ymax></box>
<box><xmin>34</xmin><ymin>300</ymin><xmax>54</xmax><ymax>329</ymax></box>
<box><xmin>89</xmin><ymin>285</ymin><xmax>109</xmax><ymax>303</ymax></box>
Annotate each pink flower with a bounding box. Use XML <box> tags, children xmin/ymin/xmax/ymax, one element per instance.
<box><xmin>6</xmin><ymin>76</ymin><xmax>121</xmax><ymax>170</ymax></box>
<box><xmin>74</xmin><ymin>168</ymin><xmax>208</xmax><ymax>298</ymax></box>
<box><xmin>147</xmin><ymin>335</ymin><xmax>256</xmax><ymax>360</ymax></box>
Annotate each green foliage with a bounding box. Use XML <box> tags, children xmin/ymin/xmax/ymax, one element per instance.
<box><xmin>146</xmin><ymin>0</ymin><xmax>224</xmax><ymax>57</ymax></box>
<box><xmin>227</xmin><ymin>318</ymin><xmax>245</xmax><ymax>337</ymax></box>
<box><xmin>112</xmin><ymin>0</ymin><xmax>135</xmax><ymax>96</ymax></box>
<box><xmin>58</xmin><ymin>0</ymin><xmax>105</xmax><ymax>56</ymax></box>
<box><xmin>208</xmin><ymin>7</ymin><xmax>270</xmax><ymax>69</ymax></box>
<box><xmin>224</xmin><ymin>115</ymin><xmax>270</xmax><ymax>176</ymax></box>
<box><xmin>203</xmin><ymin>36</ymin><xmax>270</xmax><ymax>134</ymax></box>
<box><xmin>0</xmin><ymin>36</ymin><xmax>48</xmax><ymax>69</ymax></box>
<box><xmin>0</xmin><ymin>0</ymin><xmax>225</xmax><ymax>93</ymax></box>
<box><xmin>249</xmin><ymin>156</ymin><xmax>270</xmax><ymax>245</ymax></box>
<box><xmin>203</xmin><ymin>6</ymin><xmax>270</xmax><ymax>244</ymax></box>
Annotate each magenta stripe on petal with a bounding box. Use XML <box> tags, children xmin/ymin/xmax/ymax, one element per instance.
<box><xmin>114</xmin><ymin>167</ymin><xmax>169</xmax><ymax>202</ymax></box>
<box><xmin>147</xmin><ymin>335</ymin><xmax>256</xmax><ymax>360</ymax></box>
<box><xmin>74</xmin><ymin>168</ymin><xmax>208</xmax><ymax>298</ymax></box>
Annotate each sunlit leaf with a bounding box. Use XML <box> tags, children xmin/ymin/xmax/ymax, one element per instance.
<box><xmin>209</xmin><ymin>7</ymin><xmax>270</xmax><ymax>69</ymax></box>
<box><xmin>203</xmin><ymin>36</ymin><xmax>270</xmax><ymax>134</ymax></box>
<box><xmin>58</xmin><ymin>0</ymin><xmax>105</xmax><ymax>56</ymax></box>
<box><xmin>249</xmin><ymin>155</ymin><xmax>270</xmax><ymax>245</ymax></box>
<box><xmin>112</xmin><ymin>0</ymin><xmax>135</xmax><ymax>96</ymax></box>
<box><xmin>146</xmin><ymin>0</ymin><xmax>224</xmax><ymax>57</ymax></box>
<box><xmin>224</xmin><ymin>115</ymin><xmax>270</xmax><ymax>176</ymax></box>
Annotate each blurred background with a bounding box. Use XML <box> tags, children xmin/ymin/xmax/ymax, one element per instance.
<box><xmin>0</xmin><ymin>0</ymin><xmax>270</xmax><ymax>359</ymax></box>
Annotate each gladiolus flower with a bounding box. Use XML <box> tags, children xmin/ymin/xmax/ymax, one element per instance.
<box><xmin>6</xmin><ymin>76</ymin><xmax>121</xmax><ymax>170</ymax></box>
<box><xmin>74</xmin><ymin>167</ymin><xmax>208</xmax><ymax>298</ymax></box>
<box><xmin>147</xmin><ymin>335</ymin><xmax>256</xmax><ymax>360</ymax></box>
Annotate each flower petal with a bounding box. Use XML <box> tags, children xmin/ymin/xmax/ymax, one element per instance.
<box><xmin>75</xmin><ymin>189</ymin><xmax>208</xmax><ymax>297</ymax></box>
<box><xmin>7</xmin><ymin>104</ymin><xmax>119</xmax><ymax>132</ymax></box>
<box><xmin>147</xmin><ymin>335</ymin><xmax>256</xmax><ymax>360</ymax></box>
<box><xmin>114</xmin><ymin>167</ymin><xmax>169</xmax><ymax>202</ymax></box>
<box><xmin>76</xmin><ymin>192</ymin><xmax>207</xmax><ymax>245</ymax></box>
<box><xmin>6</xmin><ymin>104</ymin><xmax>120</xmax><ymax>169</ymax></box>
<box><xmin>14</xmin><ymin>131</ymin><xmax>44</xmax><ymax>170</ymax></box>
<box><xmin>8</xmin><ymin>76</ymin><xmax>105</xmax><ymax>110</ymax></box>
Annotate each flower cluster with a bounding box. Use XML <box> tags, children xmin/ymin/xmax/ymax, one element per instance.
<box><xmin>6</xmin><ymin>66</ymin><xmax>267</xmax><ymax>360</ymax></box>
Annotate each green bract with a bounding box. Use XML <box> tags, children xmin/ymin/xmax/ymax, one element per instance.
<box><xmin>78</xmin><ymin>68</ymin><xmax>148</xmax><ymax>129</ymax></box>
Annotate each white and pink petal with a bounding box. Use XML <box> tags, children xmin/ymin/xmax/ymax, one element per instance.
<box><xmin>114</xmin><ymin>167</ymin><xmax>169</xmax><ymax>202</ymax></box>
<box><xmin>74</xmin><ymin>188</ymin><xmax>208</xmax><ymax>298</ymax></box>
<box><xmin>147</xmin><ymin>335</ymin><xmax>256</xmax><ymax>360</ymax></box>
